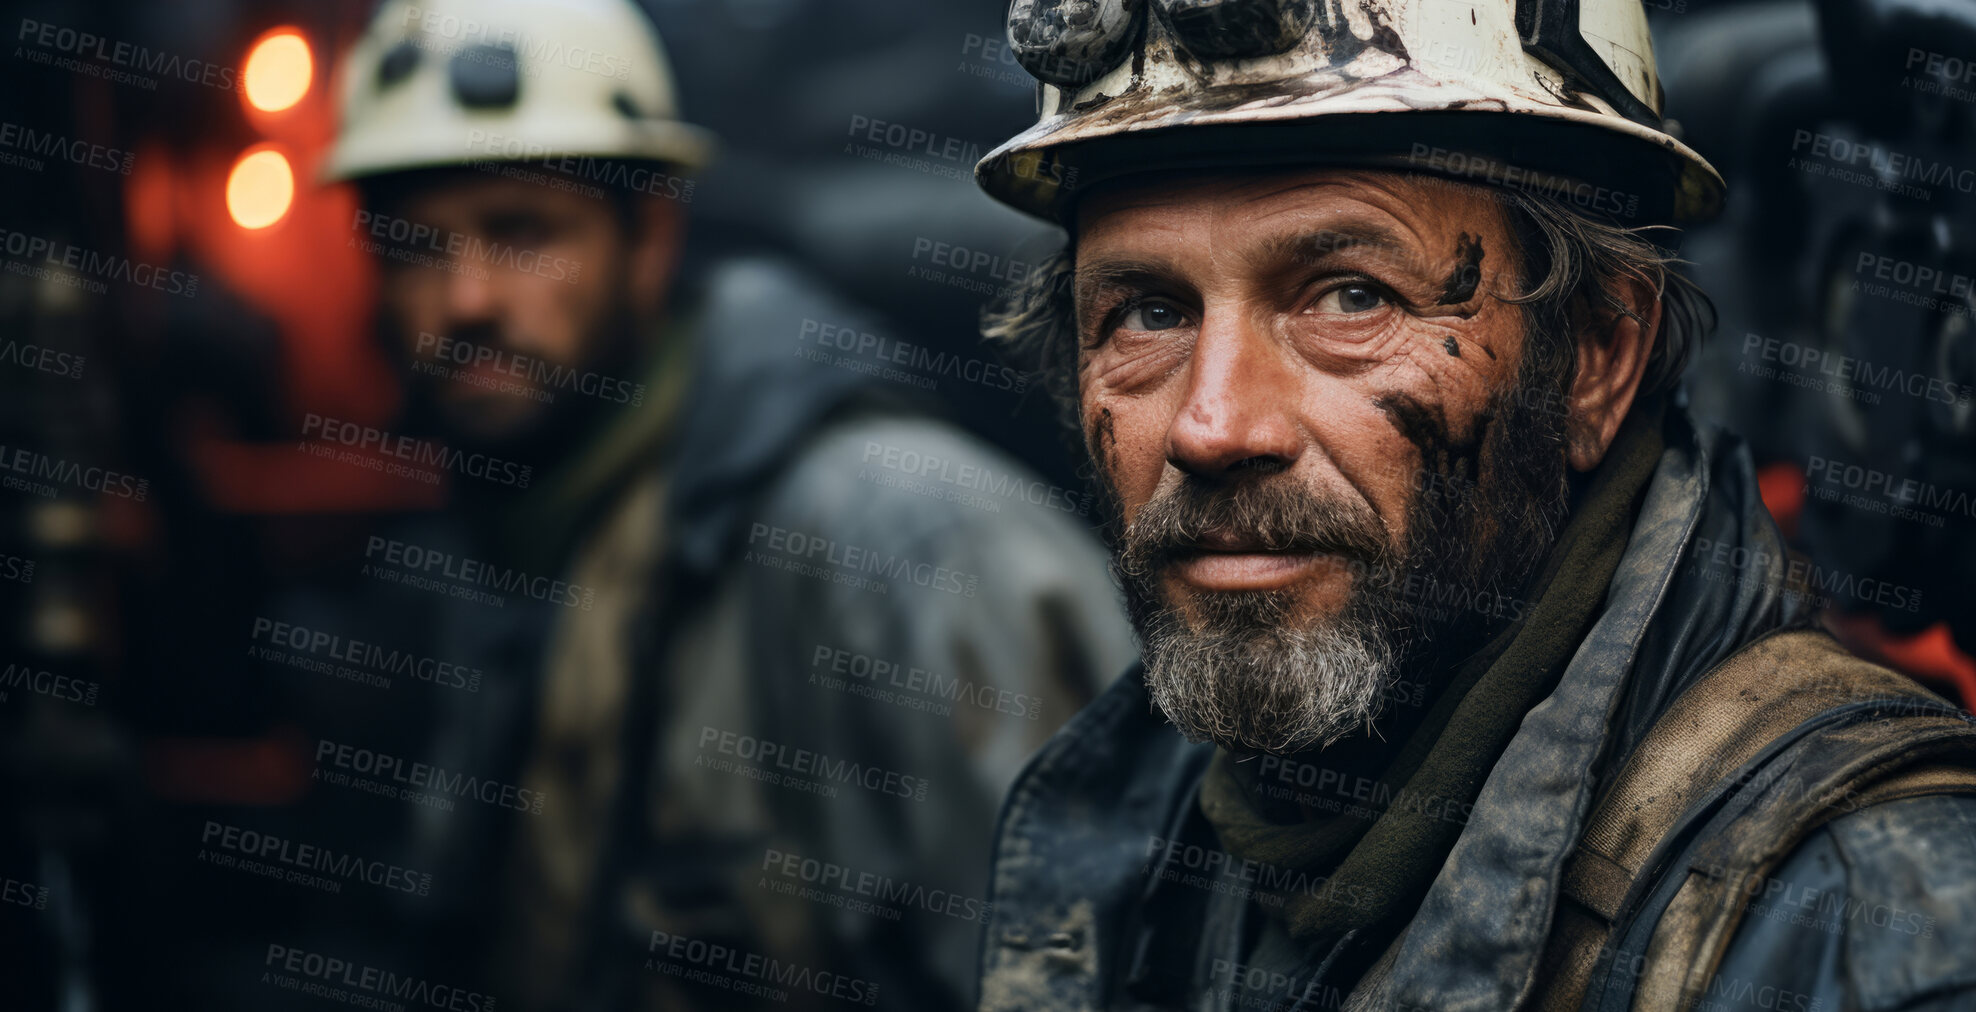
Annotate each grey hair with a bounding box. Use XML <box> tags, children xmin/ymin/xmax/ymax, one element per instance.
<box><xmin>1492</xmin><ymin>188</ymin><xmax>1714</xmax><ymax>398</ymax></box>
<box><xmin>981</xmin><ymin>185</ymin><xmax>1715</xmax><ymax>430</ymax></box>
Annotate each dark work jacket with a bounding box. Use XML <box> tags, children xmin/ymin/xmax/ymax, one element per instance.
<box><xmin>334</xmin><ymin>255</ymin><xmax>1135</xmax><ymax>1012</ymax></box>
<box><xmin>976</xmin><ymin>404</ymin><xmax>1976</xmax><ymax>1012</ymax></box>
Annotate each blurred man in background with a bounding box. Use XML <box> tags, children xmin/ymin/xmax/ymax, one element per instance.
<box><xmin>317</xmin><ymin>0</ymin><xmax>1134</xmax><ymax>1008</ymax></box>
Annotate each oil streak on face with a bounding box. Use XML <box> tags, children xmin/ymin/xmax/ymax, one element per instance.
<box><xmin>1437</xmin><ymin>232</ymin><xmax>1485</xmax><ymax>305</ymax></box>
<box><xmin>1371</xmin><ymin>393</ymin><xmax>1493</xmax><ymax>498</ymax></box>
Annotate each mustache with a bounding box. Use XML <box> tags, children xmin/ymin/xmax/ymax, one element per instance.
<box><xmin>1117</xmin><ymin>479</ymin><xmax>1392</xmax><ymax>578</ymax></box>
<box><xmin>432</xmin><ymin>322</ymin><xmax>524</xmax><ymax>359</ymax></box>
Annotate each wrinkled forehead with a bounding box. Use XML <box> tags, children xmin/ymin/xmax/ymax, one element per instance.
<box><xmin>1073</xmin><ymin>166</ymin><xmax>1511</xmax><ymax>242</ymax></box>
<box><xmin>1069</xmin><ymin>167</ymin><xmax>1521</xmax><ymax>293</ymax></box>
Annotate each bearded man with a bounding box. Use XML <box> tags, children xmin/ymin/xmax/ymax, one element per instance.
<box><xmin>968</xmin><ymin>0</ymin><xmax>1976</xmax><ymax>1009</ymax></box>
<box><xmin>311</xmin><ymin>1</ymin><xmax>1135</xmax><ymax>1009</ymax></box>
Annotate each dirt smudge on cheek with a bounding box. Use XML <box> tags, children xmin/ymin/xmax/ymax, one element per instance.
<box><xmin>1088</xmin><ymin>404</ymin><xmax>1120</xmax><ymax>488</ymax></box>
<box><xmin>1372</xmin><ymin>392</ymin><xmax>1492</xmax><ymax>492</ymax></box>
<box><xmin>1437</xmin><ymin>233</ymin><xmax>1485</xmax><ymax>305</ymax></box>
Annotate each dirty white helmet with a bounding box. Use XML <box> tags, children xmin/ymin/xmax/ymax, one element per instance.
<box><xmin>976</xmin><ymin>0</ymin><xmax>1724</xmax><ymax>224</ymax></box>
<box><xmin>324</xmin><ymin>0</ymin><xmax>713</xmax><ymax>182</ymax></box>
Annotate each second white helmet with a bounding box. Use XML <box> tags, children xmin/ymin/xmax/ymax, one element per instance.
<box><xmin>325</xmin><ymin>0</ymin><xmax>713</xmax><ymax>183</ymax></box>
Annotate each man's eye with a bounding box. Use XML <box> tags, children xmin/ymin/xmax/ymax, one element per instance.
<box><xmin>1120</xmin><ymin>299</ymin><xmax>1187</xmax><ymax>332</ymax></box>
<box><xmin>1315</xmin><ymin>284</ymin><xmax>1388</xmax><ymax>315</ymax></box>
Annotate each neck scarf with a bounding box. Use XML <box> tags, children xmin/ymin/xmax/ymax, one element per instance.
<box><xmin>1197</xmin><ymin>400</ymin><xmax>1667</xmax><ymax>977</ymax></box>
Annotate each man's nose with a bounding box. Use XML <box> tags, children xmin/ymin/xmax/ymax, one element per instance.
<box><xmin>1165</xmin><ymin>311</ymin><xmax>1304</xmax><ymax>478</ymax></box>
<box><xmin>442</xmin><ymin>265</ymin><xmax>498</xmax><ymax>324</ymax></box>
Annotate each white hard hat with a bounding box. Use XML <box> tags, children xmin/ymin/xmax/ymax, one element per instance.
<box><xmin>976</xmin><ymin>0</ymin><xmax>1724</xmax><ymax>224</ymax></box>
<box><xmin>324</xmin><ymin>0</ymin><xmax>713</xmax><ymax>183</ymax></box>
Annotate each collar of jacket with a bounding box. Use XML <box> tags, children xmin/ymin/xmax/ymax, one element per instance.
<box><xmin>1360</xmin><ymin>402</ymin><xmax>1814</xmax><ymax>1010</ymax></box>
<box><xmin>975</xmin><ymin>403</ymin><xmax>1812</xmax><ymax>1012</ymax></box>
<box><xmin>495</xmin><ymin>314</ymin><xmax>697</xmax><ymax>575</ymax></box>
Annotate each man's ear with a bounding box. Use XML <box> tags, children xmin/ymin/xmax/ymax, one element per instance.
<box><xmin>1564</xmin><ymin>272</ymin><xmax>1661</xmax><ymax>472</ymax></box>
<box><xmin>625</xmin><ymin>195</ymin><xmax>687</xmax><ymax>321</ymax></box>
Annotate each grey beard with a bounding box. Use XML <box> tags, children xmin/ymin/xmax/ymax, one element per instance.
<box><xmin>1136</xmin><ymin>588</ymin><xmax>1401</xmax><ymax>755</ymax></box>
<box><xmin>1102</xmin><ymin>324</ymin><xmax>1576</xmax><ymax>757</ymax></box>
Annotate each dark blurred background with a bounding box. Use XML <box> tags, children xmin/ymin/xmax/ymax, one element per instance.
<box><xmin>1</xmin><ymin>0</ymin><xmax>1972</xmax><ymax>1007</ymax></box>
